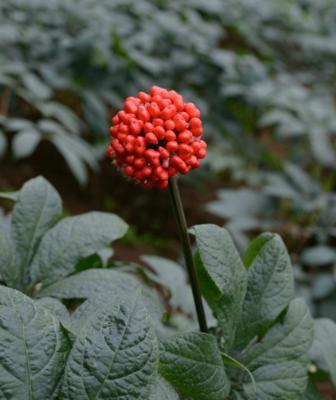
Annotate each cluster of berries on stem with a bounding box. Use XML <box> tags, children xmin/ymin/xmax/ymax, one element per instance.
<box><xmin>107</xmin><ymin>86</ymin><xmax>207</xmax><ymax>189</ymax></box>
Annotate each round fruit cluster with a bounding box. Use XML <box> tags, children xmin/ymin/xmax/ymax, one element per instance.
<box><xmin>107</xmin><ymin>86</ymin><xmax>207</xmax><ymax>189</ymax></box>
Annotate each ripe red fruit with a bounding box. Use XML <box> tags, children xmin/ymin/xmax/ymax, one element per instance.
<box><xmin>107</xmin><ymin>86</ymin><xmax>206</xmax><ymax>189</ymax></box>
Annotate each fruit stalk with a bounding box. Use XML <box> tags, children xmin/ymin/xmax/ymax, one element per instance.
<box><xmin>168</xmin><ymin>176</ymin><xmax>208</xmax><ymax>332</ymax></box>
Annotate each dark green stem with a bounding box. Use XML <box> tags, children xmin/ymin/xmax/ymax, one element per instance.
<box><xmin>168</xmin><ymin>177</ymin><xmax>208</xmax><ymax>333</ymax></box>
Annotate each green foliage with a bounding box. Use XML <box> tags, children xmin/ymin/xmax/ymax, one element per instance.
<box><xmin>160</xmin><ymin>332</ymin><xmax>230</xmax><ymax>400</ymax></box>
<box><xmin>0</xmin><ymin>176</ymin><xmax>127</xmax><ymax>292</ymax></box>
<box><xmin>192</xmin><ymin>224</ymin><xmax>247</xmax><ymax>350</ymax></box>
<box><xmin>1</xmin><ymin>0</ymin><xmax>336</xmax><ymax>183</ymax></box>
<box><xmin>0</xmin><ymin>285</ymin><xmax>70</xmax><ymax>399</ymax></box>
<box><xmin>0</xmin><ymin>176</ymin><xmax>335</xmax><ymax>398</ymax></box>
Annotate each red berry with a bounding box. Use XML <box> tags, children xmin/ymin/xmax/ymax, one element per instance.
<box><xmin>141</xmin><ymin>166</ymin><xmax>152</xmax><ymax>177</ymax></box>
<box><xmin>124</xmin><ymin>101</ymin><xmax>138</xmax><ymax>114</ymax></box>
<box><xmin>166</xmin><ymin>141</ymin><xmax>178</xmax><ymax>152</ymax></box>
<box><xmin>148</xmin><ymin>102</ymin><xmax>161</xmax><ymax>117</ymax></box>
<box><xmin>153</xmin><ymin>126</ymin><xmax>165</xmax><ymax>140</ymax></box>
<box><xmin>137</xmin><ymin>106</ymin><xmax>150</xmax><ymax>122</ymax></box>
<box><xmin>124</xmin><ymin>166</ymin><xmax>134</xmax><ymax>177</ymax></box>
<box><xmin>112</xmin><ymin>115</ymin><xmax>120</xmax><ymax>125</ymax></box>
<box><xmin>165</xmin><ymin>130</ymin><xmax>176</xmax><ymax>141</ymax></box>
<box><xmin>184</xmin><ymin>103</ymin><xmax>201</xmax><ymax>118</ymax></box>
<box><xmin>137</xmin><ymin>91</ymin><xmax>151</xmax><ymax>103</ymax></box>
<box><xmin>153</xmin><ymin>118</ymin><xmax>164</xmax><ymax>127</ymax></box>
<box><xmin>145</xmin><ymin>132</ymin><xmax>158</xmax><ymax>145</ymax></box>
<box><xmin>161</xmin><ymin>105</ymin><xmax>177</xmax><ymax>120</ymax></box>
<box><xmin>158</xmin><ymin>146</ymin><xmax>170</xmax><ymax>159</ymax></box>
<box><xmin>178</xmin><ymin>130</ymin><xmax>192</xmax><ymax>144</ymax></box>
<box><xmin>144</xmin><ymin>122</ymin><xmax>154</xmax><ymax>133</ymax></box>
<box><xmin>134</xmin><ymin>157</ymin><xmax>146</xmax><ymax>169</ymax></box>
<box><xmin>165</xmin><ymin>119</ymin><xmax>175</xmax><ymax>130</ymax></box>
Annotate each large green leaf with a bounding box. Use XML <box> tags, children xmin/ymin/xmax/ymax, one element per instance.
<box><xmin>242</xmin><ymin>299</ymin><xmax>314</xmax><ymax>400</ymax></box>
<box><xmin>36</xmin><ymin>269</ymin><xmax>161</xmax><ymax>335</ymax></box>
<box><xmin>37</xmin><ymin>269</ymin><xmax>137</xmax><ymax>299</ymax></box>
<box><xmin>309</xmin><ymin>319</ymin><xmax>336</xmax><ymax>387</ymax></box>
<box><xmin>11</xmin><ymin>176</ymin><xmax>62</xmax><ymax>286</ymax></box>
<box><xmin>61</xmin><ymin>291</ymin><xmax>158</xmax><ymax>399</ymax></box>
<box><xmin>236</xmin><ymin>233</ymin><xmax>294</xmax><ymax>347</ymax></box>
<box><xmin>192</xmin><ymin>224</ymin><xmax>247</xmax><ymax>349</ymax></box>
<box><xmin>149</xmin><ymin>375</ymin><xmax>179</xmax><ymax>400</ymax></box>
<box><xmin>30</xmin><ymin>212</ymin><xmax>128</xmax><ymax>286</ymax></box>
<box><xmin>160</xmin><ymin>332</ymin><xmax>230</xmax><ymax>400</ymax></box>
<box><xmin>0</xmin><ymin>285</ymin><xmax>70</xmax><ymax>399</ymax></box>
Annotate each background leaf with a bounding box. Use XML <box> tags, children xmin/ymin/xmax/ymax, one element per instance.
<box><xmin>12</xmin><ymin>129</ymin><xmax>41</xmax><ymax>159</ymax></box>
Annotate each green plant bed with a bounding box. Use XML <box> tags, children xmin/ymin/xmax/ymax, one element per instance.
<box><xmin>0</xmin><ymin>176</ymin><xmax>335</xmax><ymax>399</ymax></box>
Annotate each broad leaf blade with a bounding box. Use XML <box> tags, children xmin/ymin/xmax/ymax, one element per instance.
<box><xmin>11</xmin><ymin>176</ymin><xmax>62</xmax><ymax>286</ymax></box>
<box><xmin>309</xmin><ymin>318</ymin><xmax>336</xmax><ymax>387</ymax></box>
<box><xmin>36</xmin><ymin>297</ymin><xmax>72</xmax><ymax>333</ymax></box>
<box><xmin>236</xmin><ymin>233</ymin><xmax>294</xmax><ymax>347</ymax></box>
<box><xmin>36</xmin><ymin>269</ymin><xmax>137</xmax><ymax>300</ymax></box>
<box><xmin>30</xmin><ymin>212</ymin><xmax>128</xmax><ymax>286</ymax></box>
<box><xmin>0</xmin><ymin>286</ymin><xmax>70</xmax><ymax>399</ymax></box>
<box><xmin>61</xmin><ymin>292</ymin><xmax>159</xmax><ymax>399</ymax></box>
<box><xmin>192</xmin><ymin>224</ymin><xmax>247</xmax><ymax>349</ymax></box>
<box><xmin>160</xmin><ymin>332</ymin><xmax>230</xmax><ymax>400</ymax></box>
<box><xmin>149</xmin><ymin>375</ymin><xmax>179</xmax><ymax>400</ymax></box>
<box><xmin>242</xmin><ymin>298</ymin><xmax>314</xmax><ymax>400</ymax></box>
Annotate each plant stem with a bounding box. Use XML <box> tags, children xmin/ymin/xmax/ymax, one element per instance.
<box><xmin>168</xmin><ymin>176</ymin><xmax>208</xmax><ymax>333</ymax></box>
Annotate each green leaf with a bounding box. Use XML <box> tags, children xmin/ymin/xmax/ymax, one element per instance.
<box><xmin>142</xmin><ymin>255</ymin><xmax>202</xmax><ymax>319</ymax></box>
<box><xmin>30</xmin><ymin>212</ymin><xmax>128</xmax><ymax>286</ymax></box>
<box><xmin>0</xmin><ymin>230</ymin><xmax>15</xmax><ymax>285</ymax></box>
<box><xmin>160</xmin><ymin>332</ymin><xmax>230</xmax><ymax>400</ymax></box>
<box><xmin>51</xmin><ymin>135</ymin><xmax>88</xmax><ymax>185</ymax></box>
<box><xmin>243</xmin><ymin>233</ymin><xmax>273</xmax><ymax>268</ymax></box>
<box><xmin>39</xmin><ymin>102</ymin><xmax>82</xmax><ymax>134</ymax></box>
<box><xmin>236</xmin><ymin>233</ymin><xmax>294</xmax><ymax>347</ymax></box>
<box><xmin>36</xmin><ymin>297</ymin><xmax>72</xmax><ymax>331</ymax></box>
<box><xmin>61</xmin><ymin>291</ymin><xmax>158</xmax><ymax>399</ymax></box>
<box><xmin>36</xmin><ymin>269</ymin><xmax>138</xmax><ymax>300</ymax></box>
<box><xmin>242</xmin><ymin>299</ymin><xmax>314</xmax><ymax>400</ymax></box>
<box><xmin>21</xmin><ymin>72</ymin><xmax>52</xmax><ymax>100</ymax></box>
<box><xmin>11</xmin><ymin>176</ymin><xmax>62</xmax><ymax>287</ymax></box>
<box><xmin>221</xmin><ymin>352</ymin><xmax>256</xmax><ymax>398</ymax></box>
<box><xmin>192</xmin><ymin>224</ymin><xmax>247</xmax><ymax>349</ymax></box>
<box><xmin>0</xmin><ymin>285</ymin><xmax>70</xmax><ymax>399</ymax></box>
<box><xmin>12</xmin><ymin>129</ymin><xmax>41</xmax><ymax>159</ymax></box>
<box><xmin>0</xmin><ymin>191</ymin><xmax>19</xmax><ymax>201</ymax></box>
<box><xmin>149</xmin><ymin>375</ymin><xmax>179</xmax><ymax>400</ymax></box>
<box><xmin>300</xmin><ymin>378</ymin><xmax>322</xmax><ymax>400</ymax></box>
<box><xmin>309</xmin><ymin>319</ymin><xmax>336</xmax><ymax>387</ymax></box>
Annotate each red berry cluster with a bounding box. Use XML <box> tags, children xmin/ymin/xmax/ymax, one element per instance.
<box><xmin>107</xmin><ymin>86</ymin><xmax>207</xmax><ymax>189</ymax></box>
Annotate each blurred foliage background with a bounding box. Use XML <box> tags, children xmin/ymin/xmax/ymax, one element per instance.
<box><xmin>0</xmin><ymin>0</ymin><xmax>336</xmax><ymax>321</ymax></box>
